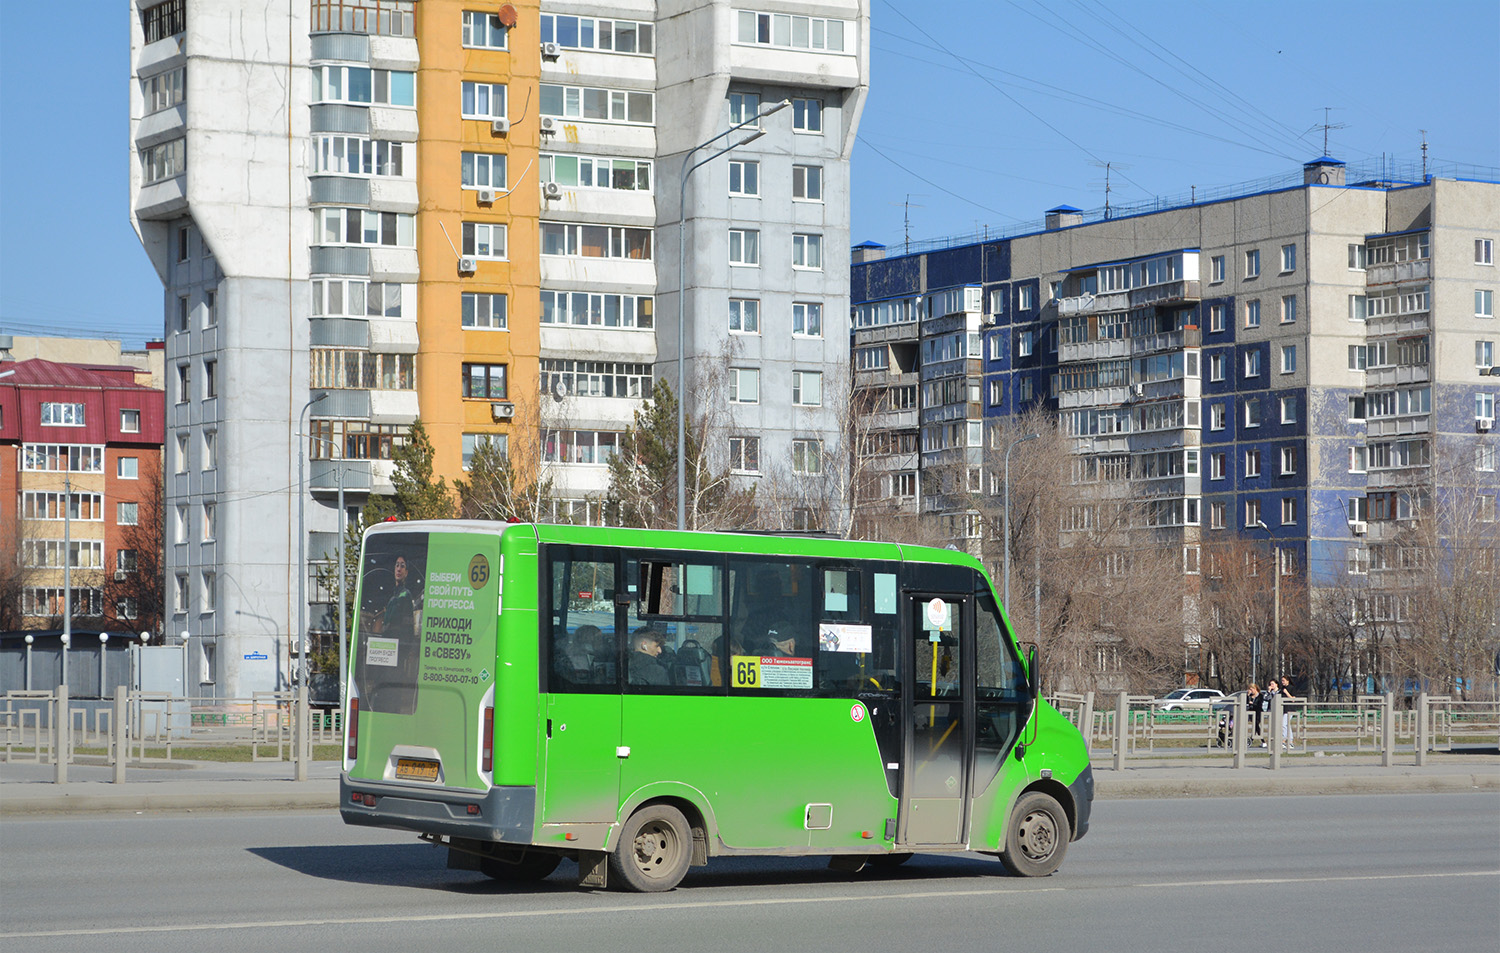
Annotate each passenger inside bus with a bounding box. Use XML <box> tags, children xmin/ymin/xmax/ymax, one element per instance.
<box><xmin>627</xmin><ymin>626</ymin><xmax>671</xmax><ymax>686</ymax></box>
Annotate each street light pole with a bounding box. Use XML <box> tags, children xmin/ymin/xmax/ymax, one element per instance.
<box><xmin>1253</xmin><ymin>520</ymin><xmax>1281</xmax><ymax>682</ymax></box>
<box><xmin>306</xmin><ymin>433</ymin><xmax>348</xmax><ymax>709</ymax></box>
<box><xmin>1002</xmin><ymin>433</ymin><xmax>1040</xmax><ymax>613</ymax></box>
<box><xmin>295</xmin><ymin>391</ymin><xmax>329</xmax><ymax>781</ymax></box>
<box><xmin>675</xmin><ymin>99</ymin><xmax>790</xmax><ymax>532</ymax></box>
<box><xmin>62</xmin><ymin>473</ymin><xmax>72</xmax><ymax>689</ymax></box>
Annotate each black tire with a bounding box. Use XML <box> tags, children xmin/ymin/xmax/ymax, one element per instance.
<box><xmin>610</xmin><ymin>804</ymin><xmax>692</xmax><ymax>892</ymax></box>
<box><xmin>479</xmin><ymin>849</ymin><xmax>562</xmax><ymax>882</ymax></box>
<box><xmin>999</xmin><ymin>791</ymin><xmax>1070</xmax><ymax>877</ymax></box>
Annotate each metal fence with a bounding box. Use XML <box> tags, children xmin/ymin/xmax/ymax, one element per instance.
<box><xmin>1046</xmin><ymin>690</ymin><xmax>1500</xmax><ymax>770</ymax></box>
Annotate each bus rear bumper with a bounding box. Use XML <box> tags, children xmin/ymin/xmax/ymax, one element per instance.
<box><xmin>340</xmin><ymin>774</ymin><xmax>536</xmax><ymax>843</ymax></box>
<box><xmin>1069</xmin><ymin>765</ymin><xmax>1094</xmax><ymax>841</ymax></box>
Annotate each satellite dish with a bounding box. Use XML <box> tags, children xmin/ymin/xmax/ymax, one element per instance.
<box><xmin>552</xmin><ymin>379</ymin><xmax>568</xmax><ymax>400</ymax></box>
<box><xmin>498</xmin><ymin>4</ymin><xmax>518</xmax><ymax>27</ymax></box>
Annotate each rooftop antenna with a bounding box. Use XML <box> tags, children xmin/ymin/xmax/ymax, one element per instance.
<box><xmin>1089</xmin><ymin>160</ymin><xmax>1129</xmax><ymax>220</ymax></box>
<box><xmin>1420</xmin><ymin>130</ymin><xmax>1429</xmax><ymax>179</ymax></box>
<box><xmin>890</xmin><ymin>194</ymin><xmax>926</xmax><ymax>253</ymax></box>
<box><xmin>1310</xmin><ymin>106</ymin><xmax>1347</xmax><ymax>155</ymax></box>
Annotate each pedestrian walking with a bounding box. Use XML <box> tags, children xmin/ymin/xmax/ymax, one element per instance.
<box><xmin>1279</xmin><ymin>675</ymin><xmax>1298</xmax><ymax>749</ymax></box>
<box><xmin>1259</xmin><ymin>680</ymin><xmax>1278</xmax><ymax>747</ymax></box>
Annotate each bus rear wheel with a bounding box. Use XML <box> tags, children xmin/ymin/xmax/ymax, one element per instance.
<box><xmin>999</xmin><ymin>791</ymin><xmax>1070</xmax><ymax>877</ymax></box>
<box><xmin>479</xmin><ymin>848</ymin><xmax>561</xmax><ymax>882</ymax></box>
<box><xmin>610</xmin><ymin>804</ymin><xmax>692</xmax><ymax>892</ymax></box>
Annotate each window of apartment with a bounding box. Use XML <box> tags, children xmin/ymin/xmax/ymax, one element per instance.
<box><xmin>1281</xmin><ymin>497</ymin><xmax>1298</xmax><ymax>526</ymax></box>
<box><xmin>1210</xmin><ymin>255</ymin><xmax>1225</xmax><ymax>283</ymax></box>
<box><xmin>541</xmin><ymin>154</ymin><xmax>652</xmax><ymax>191</ymax></box>
<box><xmin>459</xmin><ymin>80</ymin><xmax>508</xmax><ymax>119</ymax></box>
<box><xmin>174</xmin><ymin>574</ymin><xmax>189</xmax><ymax>614</ymax></box>
<box><xmin>1347</xmin><ymin>395</ymin><xmax>1366</xmax><ymax>422</ymax></box>
<box><xmin>461</xmin><ymin>152</ymin><xmax>506</xmax><ymax>190</ymax></box>
<box><xmin>1349</xmin><ymin>445</ymin><xmax>1368</xmax><ymax>473</ymax></box>
<box><xmin>728</xmin><ymin>229</ymin><xmax>759</xmax><ymax>266</ymax></box>
<box><xmin>312</xmin><ymin>65</ymin><xmax>415</xmax><ymax>107</ymax></box>
<box><xmin>116</xmin><ymin>549</ymin><xmax>137</xmax><ymax>574</ymax></box>
<box><xmin>1478</xmin><ymin>340</ymin><xmax>1496</xmax><ymax>370</ymax></box>
<box><xmin>40</xmin><ymin>402</ymin><xmax>85</xmax><ymax>427</ymax></box>
<box><xmin>541</xmin><ymin>290</ymin><xmax>653</xmax><ymax>328</ymax></box>
<box><xmin>728</xmin><ymin>160</ymin><xmax>759</xmax><ymax>196</ymax></box>
<box><xmin>1281</xmin><ymin>446</ymin><xmax>1298</xmax><ymax>475</ymax></box>
<box><xmin>176</xmin><ymin>225</ymin><xmax>190</xmax><ymax>262</ymax></box>
<box><xmin>987</xmin><ymin>380</ymin><xmax>1002</xmax><ymax>406</ymax></box>
<box><xmin>1209</xmin><ymin>303</ymin><xmax>1226</xmax><ymax>332</ymax></box>
<box><xmin>1245</xmin><ymin>299</ymin><xmax>1261</xmax><ymax>329</ymax></box>
<box><xmin>461</xmin><ymin>363</ymin><xmax>508</xmax><ymax>400</ymax></box>
<box><xmin>540</xmin><ymin>223</ymin><xmax>651</xmax><ymax>260</ymax></box>
<box><xmin>1348</xmin><ymin>345</ymin><xmax>1367</xmax><ymax>372</ymax></box>
<box><xmin>313</xmin><ymin>278</ymin><xmax>405</xmax><ymax>318</ymax></box>
<box><xmin>792</xmin><ymin>233</ymin><xmax>823</xmax><ymax>270</ymax></box>
<box><xmin>792</xmin><ymin>302</ymin><xmax>822</xmax><ymax>337</ymax></box>
<box><xmin>310</xmin><ymin>0</ymin><xmax>414</xmax><ymax>34</ymax></box>
<box><xmin>315</xmin><ymin>135</ymin><xmax>406</xmax><ymax>176</ymax></box>
<box><xmin>1280</xmin><ymin>395</ymin><xmax>1297</xmax><ymax>424</ymax></box>
<box><xmin>1477</xmin><ymin>289</ymin><xmax>1494</xmax><ymax>318</ymax></box>
<box><xmin>1210</xmin><ymin>452</ymin><xmax>1226</xmax><ymax>480</ymax></box>
<box><xmin>203</xmin><ymin>359</ymin><xmax>217</xmax><ymax>399</ymax></box>
<box><xmin>729</xmin><ymin>298</ymin><xmax>760</xmax><ymax>333</ymax></box>
<box><xmin>1478</xmin><ymin>495</ymin><xmax>1497</xmax><ymax>523</ymax></box>
<box><xmin>1477</xmin><ymin>444</ymin><xmax>1497</xmax><ymax>472</ymax></box>
<box><xmin>143</xmin><ymin>66</ymin><xmax>185</xmax><ymax>113</ymax></box>
<box><xmin>728</xmin><ymin>436</ymin><xmax>760</xmax><ymax>474</ymax></box>
<box><xmin>792</xmin><ymin>438</ymin><xmax>823</xmax><ymax>474</ymax></box>
<box><xmin>541</xmin><ymin>13</ymin><xmax>654</xmax><ymax>53</ymax></box>
<box><xmin>310</xmin><ymin>420</ymin><xmax>410</xmax><ymax>460</ymax></box>
<box><xmin>462</xmin><ymin>222</ymin><xmax>507</xmax><ymax>259</ymax></box>
<box><xmin>539</xmin><ymin>360</ymin><xmax>652</xmax><ymax>399</ymax></box>
<box><xmin>1281</xmin><ymin>345</ymin><xmax>1297</xmax><ymax>374</ymax></box>
<box><xmin>1209</xmin><ymin>501</ymin><xmax>1226</xmax><ymax>530</ymax></box>
<box><xmin>792</xmin><ymin>97</ymin><xmax>822</xmax><ymax>133</ymax></box>
<box><xmin>461</xmin><ymin>432</ymin><xmax>507</xmax><ymax>470</ymax></box>
<box><xmin>540</xmin><ymin>83</ymin><xmax>654</xmax><ymax>124</ymax></box>
<box><xmin>1281</xmin><ymin>295</ymin><xmax>1296</xmax><ymax>324</ymax></box>
<box><xmin>734</xmin><ymin>10</ymin><xmax>849</xmax><ymax>51</ymax></box>
<box><xmin>1210</xmin><ymin>402</ymin><xmax>1226</xmax><ymax>431</ymax></box>
<box><xmin>315</xmin><ymin>208</ymin><xmax>416</xmax><ymax>247</ymax></box>
<box><xmin>140</xmin><ymin>138</ymin><xmax>186</xmax><ymax>185</ymax></box>
<box><xmin>118</xmin><ymin>455</ymin><xmax>139</xmax><ymax>480</ymax></box>
<box><xmin>462</xmin><ymin>10</ymin><xmax>508</xmax><ymax>48</ymax></box>
<box><xmin>1280</xmin><ymin>243</ymin><xmax>1296</xmax><ymax>273</ymax></box>
<box><xmin>1348</xmin><ymin>243</ymin><xmax>1366</xmax><ymax>270</ymax></box>
<box><xmin>462</xmin><ymin>292</ymin><xmax>507</xmax><ymax>330</ymax></box>
<box><xmin>729</xmin><ymin>368</ymin><xmax>759</xmax><ymax>404</ymax></box>
<box><xmin>892</xmin><ymin>472</ymin><xmax>917</xmax><ymax>498</ymax></box>
<box><xmin>792</xmin><ymin>165</ymin><xmax>823</xmax><ymax>201</ymax></box>
<box><xmin>200</xmin><ymin>571</ymin><xmax>216</xmax><ymax>613</ymax></box>
<box><xmin>792</xmin><ymin>370</ymin><xmax>822</xmax><ymax>406</ymax></box>
<box><xmin>141</xmin><ymin>0</ymin><xmax>185</xmax><ymax>43</ymax></box>
<box><xmin>1478</xmin><ymin>392</ymin><xmax>1497</xmax><ymax>420</ymax></box>
<box><xmin>175</xmin><ymin>295</ymin><xmax>190</xmax><ymax>334</ymax></box>
<box><xmin>310</xmin><ymin>350</ymin><xmax>415</xmax><ymax>391</ymax></box>
<box><xmin>203</xmin><ymin>430</ymin><xmax>217</xmax><ymax>469</ymax></box>
<box><xmin>117</xmin><ymin>502</ymin><xmax>139</xmax><ymax>526</ymax></box>
<box><xmin>202</xmin><ymin>502</ymin><xmax>217</xmax><ymax>542</ymax></box>
<box><xmin>728</xmin><ymin>91</ymin><xmax>760</xmax><ymax>124</ymax></box>
<box><xmin>1244</xmin><ymin>350</ymin><xmax>1262</xmax><ymax>378</ymax></box>
<box><xmin>1245</xmin><ymin>398</ymin><xmax>1262</xmax><ymax>428</ymax></box>
<box><xmin>174</xmin><ymin>504</ymin><xmax>189</xmax><ymax>544</ymax></box>
<box><xmin>1245</xmin><ymin>449</ymin><xmax>1262</xmax><ymax>478</ymax></box>
<box><xmin>174</xmin><ymin>433</ymin><xmax>188</xmax><ymax>473</ymax></box>
<box><xmin>1208</xmin><ymin>353</ymin><xmax>1225</xmax><ymax>382</ymax></box>
<box><xmin>22</xmin><ymin>445</ymin><xmax>103</xmax><ymax>473</ymax></box>
<box><xmin>203</xmin><ymin>289</ymin><xmax>216</xmax><ymax>327</ymax></box>
<box><xmin>1478</xmin><ymin>239</ymin><xmax>1495</xmax><ymax>265</ymax></box>
<box><xmin>1348</xmin><ymin>294</ymin><xmax>1367</xmax><ymax>322</ymax></box>
<box><xmin>1244</xmin><ymin>249</ymin><xmax>1260</xmax><ymax>278</ymax></box>
<box><xmin>21</xmin><ymin>492</ymin><xmax>103</xmax><ymax>521</ymax></box>
<box><xmin>1244</xmin><ymin>499</ymin><xmax>1262</xmax><ymax>529</ymax></box>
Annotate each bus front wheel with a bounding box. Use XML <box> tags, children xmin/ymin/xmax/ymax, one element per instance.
<box><xmin>999</xmin><ymin>791</ymin><xmax>1070</xmax><ymax>877</ymax></box>
<box><xmin>610</xmin><ymin>804</ymin><xmax>692</xmax><ymax>892</ymax></box>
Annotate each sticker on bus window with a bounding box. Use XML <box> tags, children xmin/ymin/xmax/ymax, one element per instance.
<box><xmin>366</xmin><ymin>638</ymin><xmax>399</xmax><ymax>667</ymax></box>
<box><xmin>874</xmin><ymin>573</ymin><xmax>897</xmax><ymax>615</ymax></box>
<box><xmin>731</xmin><ymin>655</ymin><xmax>813</xmax><ymax>689</ymax></box>
<box><xmin>819</xmin><ymin>623</ymin><xmax>872</xmax><ymax>653</ymax></box>
<box><xmin>922</xmin><ymin>598</ymin><xmax>952</xmax><ymax>633</ymax></box>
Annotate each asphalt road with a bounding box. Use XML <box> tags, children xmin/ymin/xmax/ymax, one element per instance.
<box><xmin>3</xmin><ymin>793</ymin><xmax>1496</xmax><ymax>953</ymax></box>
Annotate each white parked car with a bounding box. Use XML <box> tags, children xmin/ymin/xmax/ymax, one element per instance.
<box><xmin>1156</xmin><ymin>688</ymin><xmax>1226</xmax><ymax>711</ymax></box>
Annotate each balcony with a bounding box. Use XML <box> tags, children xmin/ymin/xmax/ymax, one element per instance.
<box><xmin>1363</xmin><ymin>364</ymin><xmax>1431</xmax><ymax>389</ymax></box>
<box><xmin>1366</xmin><ymin>259</ymin><xmax>1430</xmax><ymax>286</ymax></box>
<box><xmin>1130</xmin><ymin>327</ymin><xmax>1201</xmax><ymax>355</ymax></box>
<box><xmin>1056</xmin><ymin>291</ymin><xmax>1128</xmax><ymax>316</ymax></box>
<box><xmin>1365</xmin><ymin>415</ymin><xmax>1431</xmax><ymax>439</ymax></box>
<box><xmin>1129</xmin><ymin>279</ymin><xmax>1201</xmax><ymax>309</ymax></box>
<box><xmin>1057</xmin><ymin>385</ymin><xmax>1130</xmax><ymax>409</ymax></box>
<box><xmin>1365</xmin><ymin>312</ymin><xmax>1431</xmax><ymax>337</ymax></box>
<box><xmin>1059</xmin><ymin>338</ymin><xmax>1129</xmax><ymax>363</ymax></box>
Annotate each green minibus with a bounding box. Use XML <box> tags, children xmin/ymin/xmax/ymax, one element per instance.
<box><xmin>340</xmin><ymin>521</ymin><xmax>1092</xmax><ymax>891</ymax></box>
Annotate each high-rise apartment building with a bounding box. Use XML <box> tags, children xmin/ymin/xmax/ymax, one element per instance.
<box><xmin>851</xmin><ymin>160</ymin><xmax>1499</xmax><ymax>683</ymax></box>
<box><xmin>129</xmin><ymin>0</ymin><xmax>868</xmax><ymax>696</ymax></box>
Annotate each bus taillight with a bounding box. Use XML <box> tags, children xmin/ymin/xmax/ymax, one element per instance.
<box><xmin>481</xmin><ymin>706</ymin><xmax>494</xmax><ymax>773</ymax></box>
<box><xmin>346</xmin><ymin>697</ymin><xmax>359</xmax><ymax>762</ymax></box>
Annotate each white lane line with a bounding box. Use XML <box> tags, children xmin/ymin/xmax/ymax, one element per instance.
<box><xmin>1145</xmin><ymin>869</ymin><xmax>1499</xmax><ymax>888</ymax></box>
<box><xmin>1</xmin><ymin>886</ymin><xmax>1066</xmax><ymax>939</ymax></box>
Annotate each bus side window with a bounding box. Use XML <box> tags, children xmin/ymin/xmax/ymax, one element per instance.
<box><xmin>548</xmin><ymin>553</ymin><xmax>620</xmax><ymax>692</ymax></box>
<box><xmin>815</xmin><ymin>567</ymin><xmax>865</xmax><ymax>692</ymax></box>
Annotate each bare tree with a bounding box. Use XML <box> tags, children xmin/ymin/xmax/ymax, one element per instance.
<box><xmin>456</xmin><ymin>394</ymin><xmax>560</xmax><ymax>523</ymax></box>
<box><xmin>105</xmin><ymin>456</ymin><xmax>165</xmax><ymax>636</ymax></box>
<box><xmin>0</xmin><ymin>519</ymin><xmax>32</xmax><ymax>631</ymax></box>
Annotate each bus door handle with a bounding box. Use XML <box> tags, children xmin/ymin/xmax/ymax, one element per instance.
<box><xmin>616</xmin><ymin>746</ymin><xmax>631</xmax><ymax>759</ymax></box>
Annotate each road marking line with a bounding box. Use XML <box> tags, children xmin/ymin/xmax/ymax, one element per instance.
<box><xmin>1146</xmin><ymin>870</ymin><xmax>1499</xmax><ymax>888</ymax></box>
<box><xmin>1</xmin><ymin>886</ymin><xmax>1066</xmax><ymax>939</ymax></box>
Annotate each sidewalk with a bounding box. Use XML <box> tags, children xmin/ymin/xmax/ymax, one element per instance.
<box><xmin>1</xmin><ymin>751</ymin><xmax>1496</xmax><ymax>817</ymax></box>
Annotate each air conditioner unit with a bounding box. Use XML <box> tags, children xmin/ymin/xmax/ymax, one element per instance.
<box><xmin>541</xmin><ymin>41</ymin><xmax>562</xmax><ymax>59</ymax></box>
<box><xmin>490</xmin><ymin>117</ymin><xmax>510</xmax><ymax>135</ymax></box>
<box><xmin>539</xmin><ymin>116</ymin><xmax>559</xmax><ymax>135</ymax></box>
<box><xmin>542</xmin><ymin>181</ymin><xmax>562</xmax><ymax>200</ymax></box>
<box><xmin>1350</xmin><ymin>521</ymin><xmax>1367</xmax><ymax>536</ymax></box>
<box><xmin>477</xmin><ymin>188</ymin><xmax>497</xmax><ymax>205</ymax></box>
<box><xmin>491</xmin><ymin>402</ymin><xmax>516</xmax><ymax>420</ymax></box>
<box><xmin>1478</xmin><ymin>416</ymin><xmax>1495</xmax><ymax>432</ymax></box>
<box><xmin>458</xmin><ymin>256</ymin><xmax>477</xmax><ymax>276</ymax></box>
<box><xmin>1130</xmin><ymin>383</ymin><xmax>1145</xmax><ymax>398</ymax></box>
<box><xmin>115</xmin><ymin>570</ymin><xmax>129</xmax><ymax>581</ymax></box>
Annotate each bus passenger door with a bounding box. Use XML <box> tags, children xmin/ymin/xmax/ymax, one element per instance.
<box><xmin>897</xmin><ymin>593</ymin><xmax>971</xmax><ymax>847</ymax></box>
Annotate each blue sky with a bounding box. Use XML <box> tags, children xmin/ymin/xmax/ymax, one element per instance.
<box><xmin>2</xmin><ymin>0</ymin><xmax>1497</xmax><ymax>348</ymax></box>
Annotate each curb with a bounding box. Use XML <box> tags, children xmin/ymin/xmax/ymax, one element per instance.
<box><xmin>1</xmin><ymin>786</ymin><xmax>340</xmax><ymax>818</ymax></box>
<box><xmin>1095</xmin><ymin>773</ymin><xmax>1500</xmax><ymax>800</ymax></box>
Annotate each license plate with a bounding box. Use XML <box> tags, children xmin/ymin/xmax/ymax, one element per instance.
<box><xmin>395</xmin><ymin>758</ymin><xmax>440</xmax><ymax>782</ymax></box>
